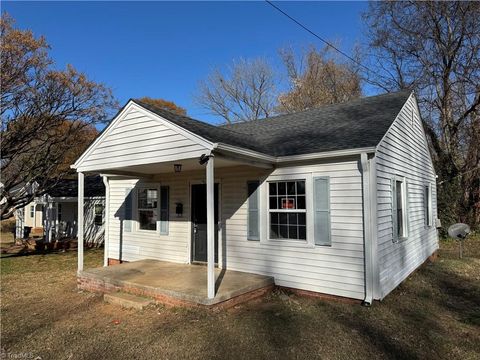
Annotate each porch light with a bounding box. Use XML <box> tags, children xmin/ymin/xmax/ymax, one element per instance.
<box><xmin>174</xmin><ymin>164</ymin><xmax>182</xmax><ymax>173</ymax></box>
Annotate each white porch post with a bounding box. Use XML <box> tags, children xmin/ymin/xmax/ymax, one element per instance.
<box><xmin>46</xmin><ymin>202</ymin><xmax>53</xmax><ymax>243</ymax></box>
<box><xmin>77</xmin><ymin>172</ymin><xmax>84</xmax><ymax>274</ymax></box>
<box><xmin>102</xmin><ymin>176</ymin><xmax>110</xmax><ymax>267</ymax></box>
<box><xmin>206</xmin><ymin>155</ymin><xmax>215</xmax><ymax>299</ymax></box>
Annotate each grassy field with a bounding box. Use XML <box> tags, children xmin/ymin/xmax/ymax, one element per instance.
<box><xmin>1</xmin><ymin>236</ymin><xmax>479</xmax><ymax>360</ymax></box>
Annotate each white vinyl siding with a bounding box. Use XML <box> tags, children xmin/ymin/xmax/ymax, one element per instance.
<box><xmin>222</xmin><ymin>163</ymin><xmax>365</xmax><ymax>300</ymax></box>
<box><xmin>107</xmin><ymin>176</ymin><xmax>191</xmax><ymax>264</ymax></box>
<box><xmin>78</xmin><ymin>104</ymin><xmax>209</xmax><ymax>172</ymax></box>
<box><xmin>375</xmin><ymin>94</ymin><xmax>438</xmax><ymax>299</ymax></box>
<box><xmin>106</xmin><ymin>162</ymin><xmax>365</xmax><ymax>300</ymax></box>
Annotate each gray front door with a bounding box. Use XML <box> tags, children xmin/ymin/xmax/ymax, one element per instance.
<box><xmin>191</xmin><ymin>184</ymin><xmax>219</xmax><ymax>263</ymax></box>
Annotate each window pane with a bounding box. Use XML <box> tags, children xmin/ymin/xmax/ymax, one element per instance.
<box><xmin>287</xmin><ymin>181</ymin><xmax>296</xmax><ymax>195</ymax></box>
<box><xmin>269</xmin><ymin>182</ymin><xmax>277</xmax><ymax>195</ymax></box>
<box><xmin>288</xmin><ymin>225</ymin><xmax>298</xmax><ymax>239</ymax></box>
<box><xmin>269</xmin><ymin>197</ymin><xmax>277</xmax><ymax>209</ymax></box>
<box><xmin>298</xmin><ymin>226</ymin><xmax>306</xmax><ymax>240</ymax></box>
<box><xmin>138</xmin><ymin>189</ymin><xmax>158</xmax><ymax>209</ymax></box>
<box><xmin>297</xmin><ymin>181</ymin><xmax>305</xmax><ymax>195</ymax></box>
<box><xmin>270</xmin><ymin>211</ymin><xmax>306</xmax><ymax>241</ymax></box>
<box><xmin>298</xmin><ymin>213</ymin><xmax>306</xmax><ymax>226</ymax></box>
<box><xmin>270</xmin><ymin>212</ymin><xmax>279</xmax><ymax>225</ymax></box>
<box><xmin>297</xmin><ymin>196</ymin><xmax>306</xmax><ymax>209</ymax></box>
<box><xmin>278</xmin><ymin>182</ymin><xmax>286</xmax><ymax>195</ymax></box>
<box><xmin>288</xmin><ymin>213</ymin><xmax>297</xmax><ymax>225</ymax></box>
<box><xmin>270</xmin><ymin>224</ymin><xmax>279</xmax><ymax>239</ymax></box>
<box><xmin>139</xmin><ymin>210</ymin><xmax>157</xmax><ymax>230</ymax></box>
<box><xmin>280</xmin><ymin>197</ymin><xmax>296</xmax><ymax>209</ymax></box>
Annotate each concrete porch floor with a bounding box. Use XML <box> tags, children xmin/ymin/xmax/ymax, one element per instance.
<box><xmin>78</xmin><ymin>259</ymin><xmax>274</xmax><ymax>306</ymax></box>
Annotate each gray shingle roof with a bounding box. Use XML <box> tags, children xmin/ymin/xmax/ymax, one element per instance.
<box><xmin>134</xmin><ymin>90</ymin><xmax>411</xmax><ymax>157</ymax></box>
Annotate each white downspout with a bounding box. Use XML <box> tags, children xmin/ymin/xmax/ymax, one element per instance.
<box><xmin>361</xmin><ymin>153</ymin><xmax>374</xmax><ymax>306</ymax></box>
<box><xmin>102</xmin><ymin>176</ymin><xmax>110</xmax><ymax>267</ymax></box>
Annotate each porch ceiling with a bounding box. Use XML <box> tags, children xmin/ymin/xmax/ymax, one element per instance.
<box><xmin>93</xmin><ymin>152</ymin><xmax>272</xmax><ymax>176</ymax></box>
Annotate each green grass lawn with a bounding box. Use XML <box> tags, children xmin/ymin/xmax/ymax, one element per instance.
<box><xmin>1</xmin><ymin>236</ymin><xmax>479</xmax><ymax>360</ymax></box>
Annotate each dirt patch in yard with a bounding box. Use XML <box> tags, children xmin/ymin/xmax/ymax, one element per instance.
<box><xmin>1</xmin><ymin>238</ymin><xmax>479</xmax><ymax>360</ymax></box>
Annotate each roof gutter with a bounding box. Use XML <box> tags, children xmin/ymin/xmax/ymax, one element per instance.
<box><xmin>215</xmin><ymin>143</ymin><xmax>376</xmax><ymax>164</ymax></box>
<box><xmin>276</xmin><ymin>147</ymin><xmax>376</xmax><ymax>163</ymax></box>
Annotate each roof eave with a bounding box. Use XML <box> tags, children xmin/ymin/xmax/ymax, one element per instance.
<box><xmin>275</xmin><ymin>147</ymin><xmax>376</xmax><ymax>163</ymax></box>
<box><xmin>215</xmin><ymin>142</ymin><xmax>376</xmax><ymax>164</ymax></box>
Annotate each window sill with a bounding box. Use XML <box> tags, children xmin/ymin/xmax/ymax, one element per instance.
<box><xmin>136</xmin><ymin>229</ymin><xmax>158</xmax><ymax>234</ymax></box>
<box><xmin>393</xmin><ymin>236</ymin><xmax>408</xmax><ymax>244</ymax></box>
<box><xmin>264</xmin><ymin>238</ymin><xmax>315</xmax><ymax>248</ymax></box>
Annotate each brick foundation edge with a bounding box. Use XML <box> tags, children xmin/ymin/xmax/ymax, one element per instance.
<box><xmin>77</xmin><ymin>274</ymin><xmax>275</xmax><ymax>309</ymax></box>
<box><xmin>427</xmin><ymin>250</ymin><xmax>438</xmax><ymax>263</ymax></box>
<box><xmin>84</xmin><ymin>249</ymin><xmax>440</xmax><ymax>307</ymax></box>
<box><xmin>279</xmin><ymin>286</ymin><xmax>363</xmax><ymax>305</ymax></box>
<box><xmin>107</xmin><ymin>258</ymin><xmax>127</xmax><ymax>266</ymax></box>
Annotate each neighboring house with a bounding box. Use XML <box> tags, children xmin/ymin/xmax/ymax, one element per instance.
<box><xmin>72</xmin><ymin>90</ymin><xmax>438</xmax><ymax>304</ymax></box>
<box><xmin>15</xmin><ymin>176</ymin><xmax>106</xmax><ymax>245</ymax></box>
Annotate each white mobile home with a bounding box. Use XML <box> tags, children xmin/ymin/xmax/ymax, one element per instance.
<box><xmin>73</xmin><ymin>91</ymin><xmax>438</xmax><ymax>304</ymax></box>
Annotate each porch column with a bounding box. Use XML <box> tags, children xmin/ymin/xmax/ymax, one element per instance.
<box><xmin>77</xmin><ymin>172</ymin><xmax>84</xmax><ymax>274</ymax></box>
<box><xmin>206</xmin><ymin>155</ymin><xmax>215</xmax><ymax>299</ymax></box>
<box><xmin>46</xmin><ymin>202</ymin><xmax>53</xmax><ymax>243</ymax></box>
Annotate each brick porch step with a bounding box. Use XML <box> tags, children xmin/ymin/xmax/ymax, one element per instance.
<box><xmin>104</xmin><ymin>292</ymin><xmax>153</xmax><ymax>310</ymax></box>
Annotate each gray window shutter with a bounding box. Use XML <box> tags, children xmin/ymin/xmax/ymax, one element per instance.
<box><xmin>314</xmin><ymin>177</ymin><xmax>331</xmax><ymax>246</ymax></box>
<box><xmin>247</xmin><ymin>181</ymin><xmax>260</xmax><ymax>240</ymax></box>
<box><xmin>124</xmin><ymin>188</ymin><xmax>132</xmax><ymax>232</ymax></box>
<box><xmin>160</xmin><ymin>186</ymin><xmax>169</xmax><ymax>235</ymax></box>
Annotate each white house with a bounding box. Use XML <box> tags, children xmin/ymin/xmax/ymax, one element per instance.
<box><xmin>72</xmin><ymin>91</ymin><xmax>438</xmax><ymax>304</ymax></box>
<box><xmin>15</xmin><ymin>176</ymin><xmax>105</xmax><ymax>245</ymax></box>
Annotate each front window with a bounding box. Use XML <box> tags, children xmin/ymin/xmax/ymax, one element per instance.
<box><xmin>138</xmin><ymin>188</ymin><xmax>158</xmax><ymax>231</ymax></box>
<box><xmin>30</xmin><ymin>205</ymin><xmax>34</xmax><ymax>218</ymax></box>
<box><xmin>268</xmin><ymin>180</ymin><xmax>306</xmax><ymax>240</ymax></box>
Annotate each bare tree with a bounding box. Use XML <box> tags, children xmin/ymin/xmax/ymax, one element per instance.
<box><xmin>363</xmin><ymin>2</ymin><xmax>480</xmax><ymax>229</ymax></box>
<box><xmin>195</xmin><ymin>58</ymin><xmax>277</xmax><ymax>124</ymax></box>
<box><xmin>0</xmin><ymin>14</ymin><xmax>118</xmax><ymax>220</ymax></box>
<box><xmin>277</xmin><ymin>46</ymin><xmax>362</xmax><ymax>113</ymax></box>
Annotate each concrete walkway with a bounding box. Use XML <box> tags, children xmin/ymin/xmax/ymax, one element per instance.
<box><xmin>79</xmin><ymin>259</ymin><xmax>274</xmax><ymax>306</ymax></box>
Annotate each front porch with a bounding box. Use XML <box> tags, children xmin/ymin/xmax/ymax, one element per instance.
<box><xmin>78</xmin><ymin>259</ymin><xmax>274</xmax><ymax>307</ymax></box>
